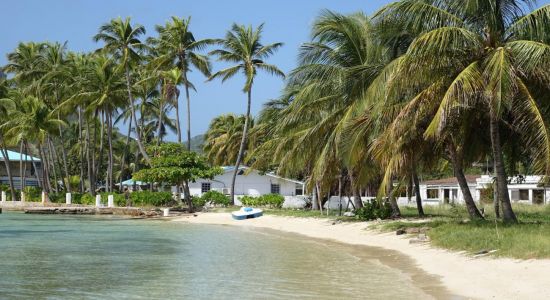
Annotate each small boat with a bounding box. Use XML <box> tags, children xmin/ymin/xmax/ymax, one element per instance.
<box><xmin>232</xmin><ymin>207</ymin><xmax>263</xmax><ymax>220</ymax></box>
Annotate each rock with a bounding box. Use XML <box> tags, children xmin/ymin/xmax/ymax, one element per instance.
<box><xmin>282</xmin><ymin>196</ymin><xmax>310</xmax><ymax>209</ymax></box>
<box><xmin>343</xmin><ymin>212</ymin><xmax>355</xmax><ymax>217</ymax></box>
<box><xmin>396</xmin><ymin>229</ymin><xmax>406</xmax><ymax>235</ymax></box>
<box><xmin>405</xmin><ymin>227</ymin><xmax>420</xmax><ymax>234</ymax></box>
<box><xmin>409</xmin><ymin>234</ymin><xmax>429</xmax><ymax>244</ymax></box>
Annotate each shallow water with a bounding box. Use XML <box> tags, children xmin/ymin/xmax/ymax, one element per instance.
<box><xmin>0</xmin><ymin>212</ymin><xmax>453</xmax><ymax>299</ymax></box>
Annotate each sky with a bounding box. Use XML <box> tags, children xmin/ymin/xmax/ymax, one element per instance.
<box><xmin>2</xmin><ymin>0</ymin><xmax>549</xmax><ymax>141</ymax></box>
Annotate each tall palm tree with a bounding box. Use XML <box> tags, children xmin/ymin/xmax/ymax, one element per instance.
<box><xmin>149</xmin><ymin>16</ymin><xmax>214</xmax><ymax>147</ymax></box>
<box><xmin>0</xmin><ymin>79</ymin><xmax>17</xmax><ymax>200</ymax></box>
<box><xmin>203</xmin><ymin>114</ymin><xmax>250</xmax><ymax>165</ymax></box>
<box><xmin>3</xmin><ymin>95</ymin><xmax>65</xmax><ymax>192</ymax></box>
<box><xmin>373</xmin><ymin>0</ymin><xmax>550</xmax><ymax>223</ymax></box>
<box><xmin>93</xmin><ymin>17</ymin><xmax>151</xmax><ymax>164</ymax></box>
<box><xmin>209</xmin><ymin>23</ymin><xmax>284</xmax><ymax>204</ymax></box>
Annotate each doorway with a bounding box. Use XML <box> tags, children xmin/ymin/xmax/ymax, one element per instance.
<box><xmin>443</xmin><ymin>189</ymin><xmax>458</xmax><ymax>204</ymax></box>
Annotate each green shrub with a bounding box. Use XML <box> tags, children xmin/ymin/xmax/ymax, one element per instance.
<box><xmin>240</xmin><ymin>194</ymin><xmax>285</xmax><ymax>208</ymax></box>
<box><xmin>240</xmin><ymin>195</ymin><xmax>259</xmax><ymax>206</ymax></box>
<box><xmin>201</xmin><ymin>190</ymin><xmax>230</xmax><ymax>207</ymax></box>
<box><xmin>78</xmin><ymin>194</ymin><xmax>96</xmax><ymax>205</ymax></box>
<box><xmin>0</xmin><ymin>184</ymin><xmax>13</xmax><ymax>200</ymax></box>
<box><xmin>193</xmin><ymin>195</ymin><xmax>207</xmax><ymax>207</ymax></box>
<box><xmin>23</xmin><ymin>186</ymin><xmax>42</xmax><ymax>202</ymax></box>
<box><xmin>355</xmin><ymin>199</ymin><xmax>392</xmax><ymax>220</ymax></box>
<box><xmin>261</xmin><ymin>194</ymin><xmax>284</xmax><ymax>208</ymax></box>
<box><xmin>130</xmin><ymin>191</ymin><xmax>173</xmax><ymax>207</ymax></box>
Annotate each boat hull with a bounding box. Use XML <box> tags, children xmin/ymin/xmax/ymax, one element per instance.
<box><xmin>232</xmin><ymin>209</ymin><xmax>263</xmax><ymax>220</ymax></box>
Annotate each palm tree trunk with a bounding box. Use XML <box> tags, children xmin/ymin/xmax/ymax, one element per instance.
<box><xmin>47</xmin><ymin>138</ymin><xmax>59</xmax><ymax>192</ymax></box>
<box><xmin>448</xmin><ymin>145</ymin><xmax>483</xmax><ymax>219</ymax></box>
<box><xmin>184</xmin><ymin>72</ymin><xmax>191</xmax><ymax>150</ymax></box>
<box><xmin>92</xmin><ymin>113</ymin><xmax>99</xmax><ymax>194</ymax></box>
<box><xmin>58</xmin><ymin>128</ymin><xmax>71</xmax><ymax>193</ymax></box>
<box><xmin>157</xmin><ymin>99</ymin><xmax>163</xmax><ymax>146</ymax></box>
<box><xmin>119</xmin><ymin>120</ymin><xmax>132</xmax><ymax>190</ymax></box>
<box><xmin>489</xmin><ymin>114</ymin><xmax>517</xmax><ymax>223</ymax></box>
<box><xmin>20</xmin><ymin>141</ymin><xmax>24</xmax><ymax>192</ymax></box>
<box><xmin>412</xmin><ymin>167</ymin><xmax>425</xmax><ymax>217</ymax></box>
<box><xmin>25</xmin><ymin>141</ymin><xmax>41</xmax><ymax>191</ymax></box>
<box><xmin>348</xmin><ymin>170</ymin><xmax>363</xmax><ymax>208</ymax></box>
<box><xmin>229</xmin><ymin>88</ymin><xmax>252</xmax><ymax>205</ymax></box>
<box><xmin>86</xmin><ymin>117</ymin><xmax>94</xmax><ymax>195</ymax></box>
<box><xmin>40</xmin><ymin>142</ymin><xmax>53</xmax><ymax>193</ymax></box>
<box><xmin>96</xmin><ymin>111</ymin><xmax>105</xmax><ymax>189</ymax></box>
<box><xmin>311</xmin><ymin>181</ymin><xmax>319</xmax><ymax>210</ymax></box>
<box><xmin>124</xmin><ymin>63</ymin><xmax>150</xmax><ymax>164</ymax></box>
<box><xmin>36</xmin><ymin>142</ymin><xmax>49</xmax><ymax>193</ymax></box>
<box><xmin>107</xmin><ymin>111</ymin><xmax>114</xmax><ymax>193</ymax></box>
<box><xmin>183</xmin><ymin>180</ymin><xmax>193</xmax><ymax>213</ymax></box>
<box><xmin>78</xmin><ymin>106</ymin><xmax>85</xmax><ymax>193</ymax></box>
<box><xmin>0</xmin><ymin>134</ymin><xmax>17</xmax><ymax>201</ymax></box>
<box><xmin>386</xmin><ymin>177</ymin><xmax>401</xmax><ymax>218</ymax></box>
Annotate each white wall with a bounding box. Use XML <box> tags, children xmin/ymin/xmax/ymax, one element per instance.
<box><xmin>187</xmin><ymin>169</ymin><xmax>302</xmax><ymax>197</ymax></box>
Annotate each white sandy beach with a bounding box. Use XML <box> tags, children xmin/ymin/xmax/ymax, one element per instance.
<box><xmin>175</xmin><ymin>213</ymin><xmax>550</xmax><ymax>300</ymax></box>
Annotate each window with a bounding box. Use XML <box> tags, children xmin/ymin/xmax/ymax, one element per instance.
<box><xmin>295</xmin><ymin>184</ymin><xmax>303</xmax><ymax>196</ymax></box>
<box><xmin>271</xmin><ymin>184</ymin><xmax>280</xmax><ymax>194</ymax></box>
<box><xmin>201</xmin><ymin>182</ymin><xmax>211</xmax><ymax>193</ymax></box>
<box><xmin>427</xmin><ymin>189</ymin><xmax>439</xmax><ymax>199</ymax></box>
<box><xmin>533</xmin><ymin>190</ymin><xmax>544</xmax><ymax>204</ymax></box>
<box><xmin>519</xmin><ymin>189</ymin><xmax>529</xmax><ymax>201</ymax></box>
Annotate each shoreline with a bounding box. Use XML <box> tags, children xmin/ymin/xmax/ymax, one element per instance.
<box><xmin>175</xmin><ymin>212</ymin><xmax>550</xmax><ymax>300</ymax></box>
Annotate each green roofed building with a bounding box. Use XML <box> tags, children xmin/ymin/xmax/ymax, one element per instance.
<box><xmin>0</xmin><ymin>150</ymin><xmax>42</xmax><ymax>189</ymax></box>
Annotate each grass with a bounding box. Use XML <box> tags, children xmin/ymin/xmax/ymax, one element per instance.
<box><xmin>377</xmin><ymin>204</ymin><xmax>550</xmax><ymax>259</ymax></box>
<box><xmin>207</xmin><ymin>204</ymin><xmax>550</xmax><ymax>259</ymax></box>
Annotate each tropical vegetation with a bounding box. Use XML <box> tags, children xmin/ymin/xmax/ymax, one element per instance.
<box><xmin>2</xmin><ymin>0</ymin><xmax>550</xmax><ymax>227</ymax></box>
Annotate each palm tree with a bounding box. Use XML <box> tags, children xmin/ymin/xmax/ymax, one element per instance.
<box><xmin>203</xmin><ymin>114</ymin><xmax>250</xmax><ymax>165</ymax></box>
<box><xmin>149</xmin><ymin>16</ymin><xmax>214</xmax><ymax>147</ymax></box>
<box><xmin>373</xmin><ymin>0</ymin><xmax>550</xmax><ymax>223</ymax></box>
<box><xmin>209</xmin><ymin>23</ymin><xmax>284</xmax><ymax>204</ymax></box>
<box><xmin>3</xmin><ymin>95</ymin><xmax>65</xmax><ymax>192</ymax></box>
<box><xmin>93</xmin><ymin>17</ymin><xmax>151</xmax><ymax>164</ymax></box>
<box><xmin>0</xmin><ymin>79</ymin><xmax>17</xmax><ymax>200</ymax></box>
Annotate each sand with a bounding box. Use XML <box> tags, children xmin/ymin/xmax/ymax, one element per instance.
<box><xmin>174</xmin><ymin>212</ymin><xmax>550</xmax><ymax>300</ymax></box>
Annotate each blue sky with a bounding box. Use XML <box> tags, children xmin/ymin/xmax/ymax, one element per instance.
<box><xmin>2</xmin><ymin>0</ymin><xmax>549</xmax><ymax>141</ymax></box>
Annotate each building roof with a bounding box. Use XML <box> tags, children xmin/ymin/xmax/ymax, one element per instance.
<box><xmin>116</xmin><ymin>179</ymin><xmax>147</xmax><ymax>186</ymax></box>
<box><xmin>421</xmin><ymin>175</ymin><xmax>480</xmax><ymax>186</ymax></box>
<box><xmin>221</xmin><ymin>166</ymin><xmax>304</xmax><ymax>184</ymax></box>
<box><xmin>0</xmin><ymin>150</ymin><xmax>40</xmax><ymax>162</ymax></box>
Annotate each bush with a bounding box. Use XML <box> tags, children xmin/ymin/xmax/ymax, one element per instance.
<box><xmin>261</xmin><ymin>194</ymin><xmax>284</xmax><ymax>208</ymax></box>
<box><xmin>201</xmin><ymin>190</ymin><xmax>230</xmax><ymax>207</ymax></box>
<box><xmin>193</xmin><ymin>195</ymin><xmax>207</xmax><ymax>208</ymax></box>
<box><xmin>355</xmin><ymin>199</ymin><xmax>392</xmax><ymax>220</ymax></box>
<box><xmin>130</xmin><ymin>191</ymin><xmax>173</xmax><ymax>207</ymax></box>
<box><xmin>23</xmin><ymin>186</ymin><xmax>42</xmax><ymax>202</ymax></box>
<box><xmin>240</xmin><ymin>194</ymin><xmax>285</xmax><ymax>208</ymax></box>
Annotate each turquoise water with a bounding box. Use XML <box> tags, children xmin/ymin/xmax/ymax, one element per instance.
<box><xmin>0</xmin><ymin>212</ymin><xmax>450</xmax><ymax>299</ymax></box>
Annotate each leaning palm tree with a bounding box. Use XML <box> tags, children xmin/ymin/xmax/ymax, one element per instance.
<box><xmin>93</xmin><ymin>17</ymin><xmax>150</xmax><ymax>164</ymax></box>
<box><xmin>372</xmin><ymin>0</ymin><xmax>550</xmax><ymax>223</ymax></box>
<box><xmin>209</xmin><ymin>23</ymin><xmax>284</xmax><ymax>204</ymax></box>
<box><xmin>203</xmin><ymin>114</ymin><xmax>250</xmax><ymax>165</ymax></box>
<box><xmin>0</xmin><ymin>80</ymin><xmax>17</xmax><ymax>200</ymax></box>
<box><xmin>149</xmin><ymin>16</ymin><xmax>214</xmax><ymax>147</ymax></box>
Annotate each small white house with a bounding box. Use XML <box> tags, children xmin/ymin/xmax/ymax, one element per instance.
<box><xmin>419</xmin><ymin>175</ymin><xmax>480</xmax><ymax>205</ymax></box>
<box><xmin>417</xmin><ymin>175</ymin><xmax>550</xmax><ymax>205</ymax></box>
<box><xmin>188</xmin><ymin>166</ymin><xmax>305</xmax><ymax>198</ymax></box>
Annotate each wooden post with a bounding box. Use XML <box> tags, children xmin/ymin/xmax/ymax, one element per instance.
<box><xmin>21</xmin><ymin>191</ymin><xmax>25</xmax><ymax>202</ymax></box>
<box><xmin>95</xmin><ymin>194</ymin><xmax>101</xmax><ymax>207</ymax></box>
<box><xmin>1</xmin><ymin>191</ymin><xmax>5</xmax><ymax>202</ymax></box>
<box><xmin>66</xmin><ymin>193</ymin><xmax>71</xmax><ymax>205</ymax></box>
<box><xmin>107</xmin><ymin>194</ymin><xmax>114</xmax><ymax>208</ymax></box>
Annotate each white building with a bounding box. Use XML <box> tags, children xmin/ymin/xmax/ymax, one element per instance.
<box><xmin>417</xmin><ymin>175</ymin><xmax>550</xmax><ymax>205</ymax></box>
<box><xmin>188</xmin><ymin>166</ymin><xmax>305</xmax><ymax>198</ymax></box>
<box><xmin>0</xmin><ymin>150</ymin><xmax>42</xmax><ymax>189</ymax></box>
